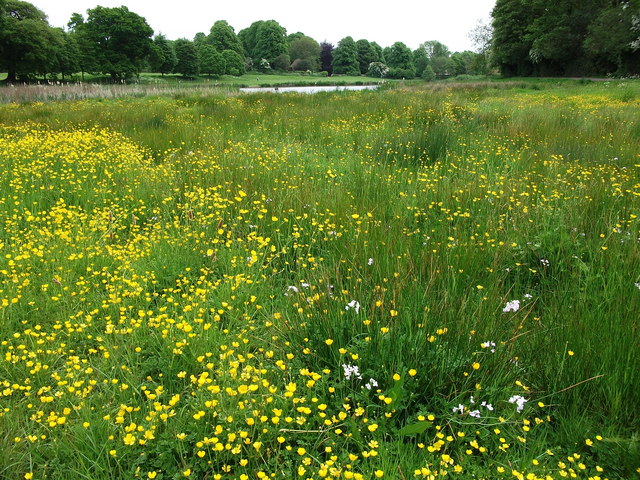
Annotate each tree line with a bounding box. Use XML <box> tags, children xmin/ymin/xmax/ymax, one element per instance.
<box><xmin>0</xmin><ymin>0</ymin><xmax>488</xmax><ymax>83</ymax></box>
<box><xmin>491</xmin><ymin>0</ymin><xmax>640</xmax><ymax>76</ymax></box>
<box><xmin>2</xmin><ymin>0</ymin><xmax>638</xmax><ymax>83</ymax></box>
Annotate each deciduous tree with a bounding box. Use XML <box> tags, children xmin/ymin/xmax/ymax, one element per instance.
<box><xmin>254</xmin><ymin>20</ymin><xmax>288</xmax><ymax>66</ymax></box>
<box><xmin>332</xmin><ymin>36</ymin><xmax>359</xmax><ymax>75</ymax></box>
<box><xmin>174</xmin><ymin>38</ymin><xmax>198</xmax><ymax>77</ymax></box>
<box><xmin>75</xmin><ymin>6</ymin><xmax>153</xmax><ymax>80</ymax></box>
<box><xmin>0</xmin><ymin>0</ymin><xmax>58</xmax><ymax>82</ymax></box>
<box><xmin>356</xmin><ymin>39</ymin><xmax>379</xmax><ymax>75</ymax></box>
<box><xmin>148</xmin><ymin>34</ymin><xmax>177</xmax><ymax>75</ymax></box>
<box><xmin>198</xmin><ymin>44</ymin><xmax>224</xmax><ymax>76</ymax></box>
<box><xmin>289</xmin><ymin>35</ymin><xmax>320</xmax><ymax>71</ymax></box>
<box><xmin>207</xmin><ymin>20</ymin><xmax>243</xmax><ymax>56</ymax></box>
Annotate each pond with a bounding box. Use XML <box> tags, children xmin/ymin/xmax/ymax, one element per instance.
<box><xmin>239</xmin><ymin>84</ymin><xmax>380</xmax><ymax>94</ymax></box>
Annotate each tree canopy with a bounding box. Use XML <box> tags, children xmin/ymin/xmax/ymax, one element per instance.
<box><xmin>492</xmin><ymin>0</ymin><xmax>640</xmax><ymax>76</ymax></box>
<box><xmin>207</xmin><ymin>20</ymin><xmax>243</xmax><ymax>56</ymax></box>
<box><xmin>332</xmin><ymin>36</ymin><xmax>360</xmax><ymax>75</ymax></box>
<box><xmin>0</xmin><ymin>0</ymin><xmax>59</xmax><ymax>82</ymax></box>
<box><xmin>69</xmin><ymin>6</ymin><xmax>153</xmax><ymax>80</ymax></box>
<box><xmin>289</xmin><ymin>35</ymin><xmax>320</xmax><ymax>71</ymax></box>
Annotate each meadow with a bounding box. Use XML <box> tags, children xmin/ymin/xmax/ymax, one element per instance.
<box><xmin>0</xmin><ymin>80</ymin><xmax>638</xmax><ymax>479</ymax></box>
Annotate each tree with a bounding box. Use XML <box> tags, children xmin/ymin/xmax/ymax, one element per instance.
<box><xmin>355</xmin><ymin>39</ymin><xmax>379</xmax><ymax>74</ymax></box>
<box><xmin>320</xmin><ymin>41</ymin><xmax>333</xmax><ymax>74</ymax></box>
<box><xmin>413</xmin><ymin>46</ymin><xmax>429</xmax><ymax>77</ymax></box>
<box><xmin>583</xmin><ymin>2</ymin><xmax>640</xmax><ymax>75</ymax></box>
<box><xmin>221</xmin><ymin>49</ymin><xmax>244</xmax><ymax>75</ymax></box>
<box><xmin>174</xmin><ymin>38</ymin><xmax>198</xmax><ymax>77</ymax></box>
<box><xmin>366</xmin><ymin>62</ymin><xmax>388</xmax><ymax>78</ymax></box>
<box><xmin>332</xmin><ymin>36</ymin><xmax>359</xmax><ymax>75</ymax></box>
<box><xmin>51</xmin><ymin>28</ymin><xmax>80</xmax><ymax>80</ymax></box>
<box><xmin>491</xmin><ymin>0</ymin><xmax>537</xmax><ymax>76</ymax></box>
<box><xmin>238</xmin><ymin>20</ymin><xmax>263</xmax><ymax>60</ymax></box>
<box><xmin>422</xmin><ymin>40</ymin><xmax>451</xmax><ymax>59</ymax></box>
<box><xmin>148</xmin><ymin>34</ymin><xmax>177</xmax><ymax>75</ymax></box>
<box><xmin>371</xmin><ymin>42</ymin><xmax>384</xmax><ymax>63</ymax></box>
<box><xmin>74</xmin><ymin>6</ymin><xmax>153</xmax><ymax>80</ymax></box>
<box><xmin>193</xmin><ymin>32</ymin><xmax>207</xmax><ymax>49</ymax></box>
<box><xmin>254</xmin><ymin>20</ymin><xmax>288</xmax><ymax>66</ymax></box>
<box><xmin>67</xmin><ymin>12</ymin><xmax>98</xmax><ymax>80</ymax></box>
<box><xmin>451</xmin><ymin>51</ymin><xmax>478</xmax><ymax>75</ymax></box>
<box><xmin>207</xmin><ymin>20</ymin><xmax>243</xmax><ymax>56</ymax></box>
<box><xmin>468</xmin><ymin>19</ymin><xmax>493</xmax><ymax>74</ymax></box>
<box><xmin>198</xmin><ymin>44</ymin><xmax>224</xmax><ymax>76</ymax></box>
<box><xmin>287</xmin><ymin>31</ymin><xmax>305</xmax><ymax>44</ymax></box>
<box><xmin>384</xmin><ymin>41</ymin><xmax>416</xmax><ymax>78</ymax></box>
<box><xmin>271</xmin><ymin>53</ymin><xmax>291</xmax><ymax>71</ymax></box>
<box><xmin>0</xmin><ymin>0</ymin><xmax>59</xmax><ymax>82</ymax></box>
<box><xmin>289</xmin><ymin>35</ymin><xmax>320</xmax><ymax>71</ymax></box>
<box><xmin>421</xmin><ymin>40</ymin><xmax>454</xmax><ymax>77</ymax></box>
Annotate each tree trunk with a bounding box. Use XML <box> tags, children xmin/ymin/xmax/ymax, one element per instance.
<box><xmin>6</xmin><ymin>71</ymin><xmax>17</xmax><ymax>84</ymax></box>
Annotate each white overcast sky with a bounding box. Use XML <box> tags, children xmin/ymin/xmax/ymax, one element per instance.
<box><xmin>30</xmin><ymin>0</ymin><xmax>496</xmax><ymax>53</ymax></box>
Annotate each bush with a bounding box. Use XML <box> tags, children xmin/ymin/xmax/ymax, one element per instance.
<box><xmin>388</xmin><ymin>67</ymin><xmax>416</xmax><ymax>79</ymax></box>
<box><xmin>421</xmin><ymin>65</ymin><xmax>436</xmax><ymax>81</ymax></box>
<box><xmin>367</xmin><ymin>62</ymin><xmax>389</xmax><ymax>78</ymax></box>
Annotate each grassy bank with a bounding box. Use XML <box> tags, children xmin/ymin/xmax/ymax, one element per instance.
<box><xmin>0</xmin><ymin>80</ymin><xmax>638</xmax><ymax>479</ymax></box>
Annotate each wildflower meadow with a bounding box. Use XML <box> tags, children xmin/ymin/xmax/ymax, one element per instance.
<box><xmin>0</xmin><ymin>80</ymin><xmax>638</xmax><ymax>479</ymax></box>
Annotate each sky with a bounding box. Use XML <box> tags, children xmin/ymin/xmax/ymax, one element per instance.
<box><xmin>30</xmin><ymin>0</ymin><xmax>496</xmax><ymax>53</ymax></box>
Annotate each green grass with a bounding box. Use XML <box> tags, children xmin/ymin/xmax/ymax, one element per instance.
<box><xmin>0</xmin><ymin>80</ymin><xmax>639</xmax><ymax>479</ymax></box>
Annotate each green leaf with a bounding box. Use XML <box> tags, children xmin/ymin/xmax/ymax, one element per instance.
<box><xmin>397</xmin><ymin>421</ymin><xmax>432</xmax><ymax>437</ymax></box>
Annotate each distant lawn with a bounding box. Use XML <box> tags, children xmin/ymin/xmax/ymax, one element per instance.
<box><xmin>136</xmin><ymin>72</ymin><xmax>387</xmax><ymax>87</ymax></box>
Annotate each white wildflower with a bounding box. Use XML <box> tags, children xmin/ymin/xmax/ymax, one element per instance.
<box><xmin>469</xmin><ymin>409</ymin><xmax>481</xmax><ymax>418</ymax></box>
<box><xmin>345</xmin><ymin>300</ymin><xmax>361</xmax><ymax>314</ymax></box>
<box><xmin>508</xmin><ymin>395</ymin><xmax>528</xmax><ymax>413</ymax></box>
<box><xmin>452</xmin><ymin>404</ymin><xmax>465</xmax><ymax>414</ymax></box>
<box><xmin>482</xmin><ymin>341</ymin><xmax>496</xmax><ymax>353</ymax></box>
<box><xmin>342</xmin><ymin>364</ymin><xmax>362</xmax><ymax>381</ymax></box>
<box><xmin>503</xmin><ymin>299</ymin><xmax>520</xmax><ymax>313</ymax></box>
<box><xmin>285</xmin><ymin>285</ymin><xmax>299</xmax><ymax>296</ymax></box>
<box><xmin>368</xmin><ymin>258</ymin><xmax>374</xmax><ymax>266</ymax></box>
<box><xmin>365</xmin><ymin>378</ymin><xmax>378</xmax><ymax>390</ymax></box>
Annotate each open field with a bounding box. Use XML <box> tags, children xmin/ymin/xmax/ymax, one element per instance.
<box><xmin>0</xmin><ymin>81</ymin><xmax>639</xmax><ymax>479</ymax></box>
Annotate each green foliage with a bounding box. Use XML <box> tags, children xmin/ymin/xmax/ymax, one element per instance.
<box><xmin>492</xmin><ymin>0</ymin><xmax>640</xmax><ymax>76</ymax></box>
<box><xmin>412</xmin><ymin>46</ymin><xmax>429</xmax><ymax>77</ymax></box>
<box><xmin>0</xmin><ymin>0</ymin><xmax>59</xmax><ymax>82</ymax></box>
<box><xmin>332</xmin><ymin>36</ymin><xmax>360</xmax><ymax>76</ymax></box>
<box><xmin>78</xmin><ymin>6</ymin><xmax>154</xmax><ymax>80</ymax></box>
<box><xmin>584</xmin><ymin>2</ymin><xmax>640</xmax><ymax>75</ymax></box>
<box><xmin>253</xmin><ymin>20</ymin><xmax>288</xmax><ymax>66</ymax></box>
<box><xmin>51</xmin><ymin>29</ymin><xmax>79</xmax><ymax>80</ymax></box>
<box><xmin>173</xmin><ymin>38</ymin><xmax>198</xmax><ymax>77</ymax></box>
<box><xmin>148</xmin><ymin>34</ymin><xmax>177</xmax><ymax>75</ymax></box>
<box><xmin>289</xmin><ymin>35</ymin><xmax>320</xmax><ymax>71</ymax></box>
<box><xmin>384</xmin><ymin>41</ymin><xmax>416</xmax><ymax>78</ymax></box>
<box><xmin>221</xmin><ymin>49</ymin><xmax>244</xmax><ymax>76</ymax></box>
<box><xmin>491</xmin><ymin>0</ymin><xmax>536</xmax><ymax>76</ymax></box>
<box><xmin>207</xmin><ymin>20</ymin><xmax>243</xmax><ymax>56</ymax></box>
<box><xmin>355</xmin><ymin>39</ymin><xmax>379</xmax><ymax>75</ymax></box>
<box><xmin>238</xmin><ymin>20</ymin><xmax>263</xmax><ymax>60</ymax></box>
<box><xmin>271</xmin><ymin>53</ymin><xmax>291</xmax><ymax>72</ymax></box>
<box><xmin>197</xmin><ymin>44</ymin><xmax>224</xmax><ymax>77</ymax></box>
<box><xmin>421</xmin><ymin>64</ymin><xmax>435</xmax><ymax>81</ymax></box>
